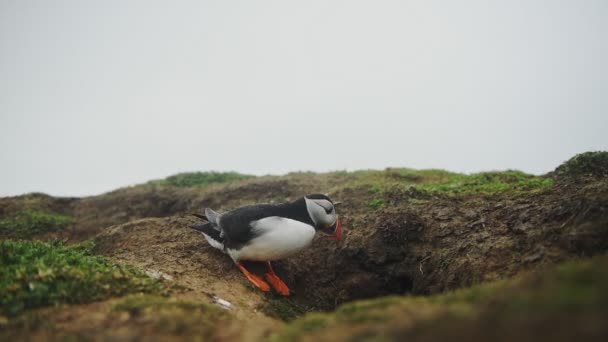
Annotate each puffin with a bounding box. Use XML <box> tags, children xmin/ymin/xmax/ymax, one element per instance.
<box><xmin>191</xmin><ymin>194</ymin><xmax>342</xmax><ymax>296</ymax></box>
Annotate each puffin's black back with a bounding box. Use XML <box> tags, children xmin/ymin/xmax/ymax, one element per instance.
<box><xmin>220</xmin><ymin>197</ymin><xmax>314</xmax><ymax>248</ymax></box>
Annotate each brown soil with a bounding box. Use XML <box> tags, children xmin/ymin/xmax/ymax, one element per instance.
<box><xmin>76</xmin><ymin>173</ymin><xmax>608</xmax><ymax>314</ymax></box>
<box><xmin>93</xmin><ymin>216</ymin><xmax>276</xmax><ymax>319</ymax></box>
<box><xmin>1</xmin><ymin>297</ymin><xmax>280</xmax><ymax>342</ymax></box>
<box><xmin>282</xmin><ymin>175</ymin><xmax>608</xmax><ymax>310</ymax></box>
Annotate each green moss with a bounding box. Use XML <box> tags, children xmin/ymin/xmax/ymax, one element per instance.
<box><xmin>271</xmin><ymin>313</ymin><xmax>332</xmax><ymax>341</ymax></box>
<box><xmin>368</xmin><ymin>198</ymin><xmax>385</xmax><ymax>210</ymax></box>
<box><xmin>348</xmin><ymin>168</ymin><xmax>457</xmax><ymax>194</ymax></box>
<box><xmin>502</xmin><ymin>257</ymin><xmax>608</xmax><ymax>312</ymax></box>
<box><xmin>555</xmin><ymin>151</ymin><xmax>608</xmax><ymax>177</ymax></box>
<box><xmin>336</xmin><ymin>168</ymin><xmax>551</xmax><ymax>197</ymax></box>
<box><xmin>389</xmin><ymin>168</ymin><xmax>457</xmax><ymax>183</ymax></box>
<box><xmin>153</xmin><ymin>171</ymin><xmax>254</xmax><ymax>187</ymax></box>
<box><xmin>0</xmin><ymin>240</ymin><xmax>165</xmax><ymax>316</ymax></box>
<box><xmin>261</xmin><ymin>298</ymin><xmax>307</xmax><ymax>321</ymax></box>
<box><xmin>0</xmin><ymin>209</ymin><xmax>72</xmax><ymax>239</ymax></box>
<box><xmin>416</xmin><ymin>170</ymin><xmax>554</xmax><ymax>195</ymax></box>
<box><xmin>113</xmin><ymin>294</ymin><xmax>220</xmax><ymax>314</ymax></box>
<box><xmin>335</xmin><ymin>296</ymin><xmax>404</xmax><ymax>323</ymax></box>
<box><xmin>430</xmin><ymin>280</ymin><xmax>504</xmax><ymax>307</ymax></box>
<box><xmin>113</xmin><ymin>294</ymin><xmax>228</xmax><ymax>335</ymax></box>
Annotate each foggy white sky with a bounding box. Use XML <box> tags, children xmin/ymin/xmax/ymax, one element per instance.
<box><xmin>1</xmin><ymin>0</ymin><xmax>607</xmax><ymax>197</ymax></box>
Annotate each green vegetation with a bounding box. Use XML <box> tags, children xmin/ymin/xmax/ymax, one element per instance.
<box><xmin>153</xmin><ymin>171</ymin><xmax>254</xmax><ymax>187</ymax></box>
<box><xmin>274</xmin><ymin>313</ymin><xmax>331</xmax><ymax>341</ymax></box>
<box><xmin>113</xmin><ymin>294</ymin><xmax>221</xmax><ymax>315</ymax></box>
<box><xmin>368</xmin><ymin>198</ymin><xmax>385</xmax><ymax>210</ymax></box>
<box><xmin>113</xmin><ymin>294</ymin><xmax>229</xmax><ymax>336</ymax></box>
<box><xmin>415</xmin><ymin>170</ymin><xmax>554</xmax><ymax>195</ymax></box>
<box><xmin>0</xmin><ymin>209</ymin><xmax>72</xmax><ymax>239</ymax></box>
<box><xmin>261</xmin><ymin>298</ymin><xmax>307</xmax><ymax>321</ymax></box>
<box><xmin>555</xmin><ymin>151</ymin><xmax>608</xmax><ymax>178</ymax></box>
<box><xmin>0</xmin><ymin>240</ymin><xmax>164</xmax><ymax>316</ymax></box>
<box><xmin>273</xmin><ymin>256</ymin><xmax>608</xmax><ymax>341</ymax></box>
<box><xmin>339</xmin><ymin>168</ymin><xmax>552</xmax><ymax>196</ymax></box>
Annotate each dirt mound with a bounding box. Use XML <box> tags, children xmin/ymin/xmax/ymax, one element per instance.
<box><xmin>1</xmin><ymin>296</ymin><xmax>280</xmax><ymax>342</ymax></box>
<box><xmin>93</xmin><ymin>215</ymin><xmax>281</xmax><ymax>319</ymax></box>
<box><xmin>89</xmin><ymin>174</ymin><xmax>608</xmax><ymax>315</ymax></box>
<box><xmin>278</xmin><ymin>176</ymin><xmax>608</xmax><ymax>310</ymax></box>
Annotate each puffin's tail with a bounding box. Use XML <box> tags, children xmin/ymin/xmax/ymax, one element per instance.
<box><xmin>191</xmin><ymin>212</ymin><xmax>226</xmax><ymax>252</ymax></box>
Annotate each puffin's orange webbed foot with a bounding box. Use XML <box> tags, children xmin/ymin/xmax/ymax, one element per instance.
<box><xmin>236</xmin><ymin>263</ymin><xmax>270</xmax><ymax>292</ymax></box>
<box><xmin>264</xmin><ymin>262</ymin><xmax>291</xmax><ymax>296</ymax></box>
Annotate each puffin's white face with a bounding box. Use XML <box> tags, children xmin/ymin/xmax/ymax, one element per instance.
<box><xmin>304</xmin><ymin>196</ymin><xmax>338</xmax><ymax>230</ymax></box>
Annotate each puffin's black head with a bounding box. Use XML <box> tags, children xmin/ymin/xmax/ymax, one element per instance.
<box><xmin>303</xmin><ymin>194</ymin><xmax>342</xmax><ymax>241</ymax></box>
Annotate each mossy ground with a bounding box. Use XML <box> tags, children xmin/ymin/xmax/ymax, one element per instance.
<box><xmin>0</xmin><ymin>240</ymin><xmax>165</xmax><ymax>316</ymax></box>
<box><xmin>0</xmin><ymin>209</ymin><xmax>72</xmax><ymax>239</ymax></box>
<box><xmin>323</xmin><ymin>168</ymin><xmax>553</xmax><ymax>197</ymax></box>
<box><xmin>261</xmin><ymin>297</ymin><xmax>309</xmax><ymax>321</ymax></box>
<box><xmin>273</xmin><ymin>255</ymin><xmax>608</xmax><ymax>341</ymax></box>
<box><xmin>555</xmin><ymin>151</ymin><xmax>608</xmax><ymax>178</ymax></box>
<box><xmin>415</xmin><ymin>170</ymin><xmax>554</xmax><ymax>194</ymax></box>
<box><xmin>112</xmin><ymin>294</ymin><xmax>231</xmax><ymax>337</ymax></box>
<box><xmin>0</xmin><ymin>151</ymin><xmax>606</xmax><ymax>341</ymax></box>
<box><xmin>149</xmin><ymin>171</ymin><xmax>254</xmax><ymax>187</ymax></box>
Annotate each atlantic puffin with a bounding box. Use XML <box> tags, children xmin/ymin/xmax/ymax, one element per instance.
<box><xmin>191</xmin><ymin>194</ymin><xmax>342</xmax><ymax>296</ymax></box>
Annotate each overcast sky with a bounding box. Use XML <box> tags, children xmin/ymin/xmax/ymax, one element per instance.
<box><xmin>1</xmin><ymin>0</ymin><xmax>607</xmax><ymax>197</ymax></box>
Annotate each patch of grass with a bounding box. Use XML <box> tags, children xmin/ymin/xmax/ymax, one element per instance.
<box><xmin>408</xmin><ymin>198</ymin><xmax>429</xmax><ymax>205</ymax></box>
<box><xmin>153</xmin><ymin>171</ymin><xmax>254</xmax><ymax>187</ymax></box>
<box><xmin>0</xmin><ymin>240</ymin><xmax>165</xmax><ymax>316</ymax></box>
<box><xmin>368</xmin><ymin>198</ymin><xmax>385</xmax><ymax>210</ymax></box>
<box><xmin>271</xmin><ymin>313</ymin><xmax>332</xmax><ymax>341</ymax></box>
<box><xmin>0</xmin><ymin>209</ymin><xmax>72</xmax><ymax>239</ymax></box>
<box><xmin>350</xmin><ymin>168</ymin><xmax>456</xmax><ymax>193</ymax></box>
<box><xmin>113</xmin><ymin>294</ymin><xmax>221</xmax><ymax>315</ymax></box>
<box><xmin>334</xmin><ymin>296</ymin><xmax>405</xmax><ymax>323</ymax></box>
<box><xmin>113</xmin><ymin>294</ymin><xmax>228</xmax><ymax>336</ymax></box>
<box><xmin>388</xmin><ymin>168</ymin><xmax>457</xmax><ymax>183</ymax></box>
<box><xmin>261</xmin><ymin>298</ymin><xmax>307</xmax><ymax>322</ymax></box>
<box><xmin>555</xmin><ymin>151</ymin><xmax>608</xmax><ymax>178</ymax></box>
<box><xmin>416</xmin><ymin>170</ymin><xmax>554</xmax><ymax>195</ymax></box>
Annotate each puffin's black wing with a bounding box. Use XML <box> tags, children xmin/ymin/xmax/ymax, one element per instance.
<box><xmin>219</xmin><ymin>204</ymin><xmax>280</xmax><ymax>247</ymax></box>
<box><xmin>219</xmin><ymin>198</ymin><xmax>314</xmax><ymax>249</ymax></box>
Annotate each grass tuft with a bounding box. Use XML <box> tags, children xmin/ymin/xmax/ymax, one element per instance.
<box><xmin>368</xmin><ymin>198</ymin><xmax>386</xmax><ymax>210</ymax></box>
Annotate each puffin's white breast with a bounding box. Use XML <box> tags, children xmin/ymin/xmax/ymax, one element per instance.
<box><xmin>227</xmin><ymin>217</ymin><xmax>316</xmax><ymax>261</ymax></box>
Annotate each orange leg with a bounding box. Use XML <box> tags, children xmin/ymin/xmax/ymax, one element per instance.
<box><xmin>236</xmin><ymin>263</ymin><xmax>270</xmax><ymax>292</ymax></box>
<box><xmin>264</xmin><ymin>262</ymin><xmax>290</xmax><ymax>296</ymax></box>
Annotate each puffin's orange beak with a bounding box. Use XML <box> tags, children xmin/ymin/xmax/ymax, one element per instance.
<box><xmin>328</xmin><ymin>217</ymin><xmax>342</xmax><ymax>241</ymax></box>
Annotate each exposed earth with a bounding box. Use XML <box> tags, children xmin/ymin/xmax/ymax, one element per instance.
<box><xmin>1</xmin><ymin>152</ymin><xmax>607</xmax><ymax>341</ymax></box>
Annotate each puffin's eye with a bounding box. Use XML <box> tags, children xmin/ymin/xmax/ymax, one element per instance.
<box><xmin>324</xmin><ymin>206</ymin><xmax>333</xmax><ymax>214</ymax></box>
